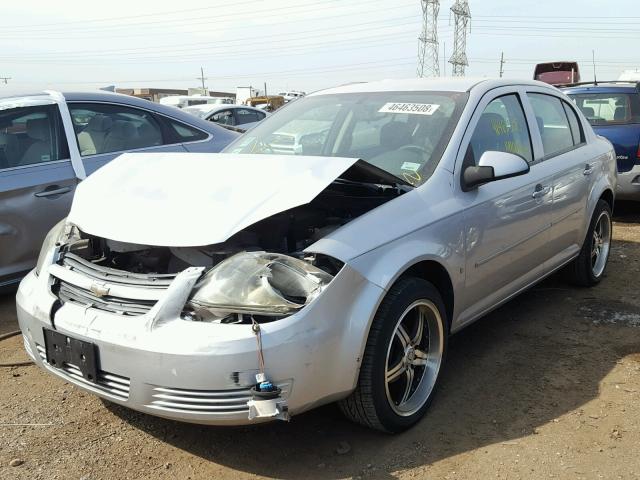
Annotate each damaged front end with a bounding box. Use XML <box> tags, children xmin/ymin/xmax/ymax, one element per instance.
<box><xmin>31</xmin><ymin>155</ymin><xmax>409</xmax><ymax>423</ymax></box>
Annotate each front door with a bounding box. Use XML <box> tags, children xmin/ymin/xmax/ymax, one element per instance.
<box><xmin>456</xmin><ymin>89</ymin><xmax>555</xmax><ymax>326</ymax></box>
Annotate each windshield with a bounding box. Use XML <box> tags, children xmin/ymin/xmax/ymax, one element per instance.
<box><xmin>568</xmin><ymin>92</ymin><xmax>640</xmax><ymax>125</ymax></box>
<box><xmin>223</xmin><ymin>91</ymin><xmax>467</xmax><ymax>186</ymax></box>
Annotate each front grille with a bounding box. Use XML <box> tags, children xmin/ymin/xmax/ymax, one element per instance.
<box><xmin>54</xmin><ymin>253</ymin><xmax>176</xmax><ymax>316</ymax></box>
<box><xmin>147</xmin><ymin>383</ymin><xmax>291</xmax><ymax>415</ymax></box>
<box><xmin>36</xmin><ymin>344</ymin><xmax>130</xmax><ymax>400</ymax></box>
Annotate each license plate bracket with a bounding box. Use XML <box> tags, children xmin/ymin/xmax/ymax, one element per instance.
<box><xmin>43</xmin><ymin>329</ymin><xmax>99</xmax><ymax>383</ymax></box>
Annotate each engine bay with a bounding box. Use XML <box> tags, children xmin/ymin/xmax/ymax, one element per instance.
<box><xmin>64</xmin><ymin>178</ymin><xmax>405</xmax><ymax>276</ymax></box>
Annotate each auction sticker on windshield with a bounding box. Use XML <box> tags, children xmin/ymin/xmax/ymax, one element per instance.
<box><xmin>378</xmin><ymin>103</ymin><xmax>440</xmax><ymax>115</ymax></box>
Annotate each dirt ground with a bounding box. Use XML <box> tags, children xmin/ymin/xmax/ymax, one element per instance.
<box><xmin>1</xmin><ymin>204</ymin><xmax>639</xmax><ymax>480</ymax></box>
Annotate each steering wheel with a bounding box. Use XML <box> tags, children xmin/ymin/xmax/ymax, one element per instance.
<box><xmin>399</xmin><ymin>144</ymin><xmax>429</xmax><ymax>155</ymax></box>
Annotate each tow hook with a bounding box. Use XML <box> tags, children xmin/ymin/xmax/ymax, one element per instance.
<box><xmin>247</xmin><ymin>322</ymin><xmax>290</xmax><ymax>421</ymax></box>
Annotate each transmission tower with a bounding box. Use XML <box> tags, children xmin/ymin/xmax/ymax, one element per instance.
<box><xmin>417</xmin><ymin>0</ymin><xmax>440</xmax><ymax>77</ymax></box>
<box><xmin>449</xmin><ymin>0</ymin><xmax>471</xmax><ymax>77</ymax></box>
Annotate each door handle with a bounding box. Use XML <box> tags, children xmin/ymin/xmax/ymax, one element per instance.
<box><xmin>34</xmin><ymin>186</ymin><xmax>72</xmax><ymax>198</ymax></box>
<box><xmin>583</xmin><ymin>164</ymin><xmax>595</xmax><ymax>176</ymax></box>
<box><xmin>532</xmin><ymin>184</ymin><xmax>551</xmax><ymax>199</ymax></box>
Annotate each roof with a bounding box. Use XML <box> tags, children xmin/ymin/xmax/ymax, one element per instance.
<box><xmin>183</xmin><ymin>103</ymin><xmax>253</xmax><ymax>113</ymax></box>
<box><xmin>310</xmin><ymin>77</ymin><xmax>557</xmax><ymax>96</ymax></box>
<box><xmin>560</xmin><ymin>81</ymin><xmax>640</xmax><ymax>94</ymax></box>
<box><xmin>0</xmin><ymin>89</ymin><xmax>238</xmax><ymax>140</ymax></box>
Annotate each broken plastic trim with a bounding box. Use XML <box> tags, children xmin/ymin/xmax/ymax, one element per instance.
<box><xmin>188</xmin><ymin>251</ymin><xmax>333</xmax><ymax>318</ymax></box>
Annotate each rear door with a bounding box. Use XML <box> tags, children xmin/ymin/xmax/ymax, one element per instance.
<box><xmin>526</xmin><ymin>91</ymin><xmax>591</xmax><ymax>264</ymax></box>
<box><xmin>67</xmin><ymin>102</ymin><xmax>189</xmax><ymax>175</ymax></box>
<box><xmin>0</xmin><ymin>100</ymin><xmax>76</xmax><ymax>285</ymax></box>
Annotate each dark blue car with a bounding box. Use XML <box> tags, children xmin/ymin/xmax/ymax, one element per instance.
<box><xmin>562</xmin><ymin>81</ymin><xmax>640</xmax><ymax>201</ymax></box>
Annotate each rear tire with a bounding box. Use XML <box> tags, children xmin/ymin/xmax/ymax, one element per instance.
<box><xmin>569</xmin><ymin>199</ymin><xmax>612</xmax><ymax>286</ymax></box>
<box><xmin>339</xmin><ymin>277</ymin><xmax>448</xmax><ymax>433</ymax></box>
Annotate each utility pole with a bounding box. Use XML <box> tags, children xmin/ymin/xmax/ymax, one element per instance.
<box><xmin>592</xmin><ymin>50</ymin><xmax>597</xmax><ymax>84</ymax></box>
<box><xmin>0</xmin><ymin>77</ymin><xmax>10</xmax><ymax>84</ymax></box>
<box><xmin>196</xmin><ymin>67</ymin><xmax>207</xmax><ymax>92</ymax></box>
<box><xmin>417</xmin><ymin>0</ymin><xmax>440</xmax><ymax>77</ymax></box>
<box><xmin>449</xmin><ymin>0</ymin><xmax>471</xmax><ymax>77</ymax></box>
<box><xmin>499</xmin><ymin>51</ymin><xmax>505</xmax><ymax>78</ymax></box>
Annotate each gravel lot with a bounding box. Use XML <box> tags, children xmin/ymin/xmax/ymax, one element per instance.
<box><xmin>1</xmin><ymin>204</ymin><xmax>639</xmax><ymax>480</ymax></box>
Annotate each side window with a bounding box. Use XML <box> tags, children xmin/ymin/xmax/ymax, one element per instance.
<box><xmin>527</xmin><ymin>93</ymin><xmax>574</xmax><ymax>157</ymax></box>
<box><xmin>167</xmin><ymin>119</ymin><xmax>209</xmax><ymax>142</ymax></box>
<box><xmin>466</xmin><ymin>94</ymin><xmax>533</xmax><ymax>165</ymax></box>
<box><xmin>211</xmin><ymin>110</ymin><xmax>234</xmax><ymax>125</ymax></box>
<box><xmin>562</xmin><ymin>101</ymin><xmax>584</xmax><ymax>146</ymax></box>
<box><xmin>0</xmin><ymin>104</ymin><xmax>69</xmax><ymax>169</ymax></box>
<box><xmin>235</xmin><ymin>109</ymin><xmax>262</xmax><ymax>125</ymax></box>
<box><xmin>69</xmin><ymin>103</ymin><xmax>163</xmax><ymax>156</ymax></box>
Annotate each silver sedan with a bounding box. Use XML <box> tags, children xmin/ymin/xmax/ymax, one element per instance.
<box><xmin>0</xmin><ymin>90</ymin><xmax>237</xmax><ymax>290</ymax></box>
<box><xmin>17</xmin><ymin>78</ymin><xmax>616</xmax><ymax>432</ymax></box>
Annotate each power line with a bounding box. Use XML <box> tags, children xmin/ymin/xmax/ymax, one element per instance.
<box><xmin>0</xmin><ymin>0</ymin><xmax>399</xmax><ymax>36</ymax></box>
<box><xmin>0</xmin><ymin>14</ymin><xmax>418</xmax><ymax>57</ymax></box>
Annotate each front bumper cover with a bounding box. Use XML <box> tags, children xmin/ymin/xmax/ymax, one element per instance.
<box><xmin>17</xmin><ymin>262</ymin><xmax>383</xmax><ymax>425</ymax></box>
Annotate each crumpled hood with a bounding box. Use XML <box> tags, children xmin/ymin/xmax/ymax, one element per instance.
<box><xmin>68</xmin><ymin>152</ymin><xmax>359</xmax><ymax>247</ymax></box>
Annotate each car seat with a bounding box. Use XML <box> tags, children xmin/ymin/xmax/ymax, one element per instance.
<box><xmin>136</xmin><ymin>122</ymin><xmax>162</xmax><ymax>149</ymax></box>
<box><xmin>580</xmin><ymin>106</ymin><xmax>595</xmax><ymax>118</ymax></box>
<box><xmin>0</xmin><ymin>132</ymin><xmax>20</xmax><ymax>168</ymax></box>
<box><xmin>77</xmin><ymin>115</ymin><xmax>113</xmax><ymax>155</ymax></box>
<box><xmin>614</xmin><ymin>106</ymin><xmax>627</xmax><ymax>121</ymax></box>
<box><xmin>379</xmin><ymin>121</ymin><xmax>413</xmax><ymax>150</ymax></box>
<box><xmin>102</xmin><ymin>120</ymin><xmax>138</xmax><ymax>153</ymax></box>
<box><xmin>19</xmin><ymin>118</ymin><xmax>52</xmax><ymax>166</ymax></box>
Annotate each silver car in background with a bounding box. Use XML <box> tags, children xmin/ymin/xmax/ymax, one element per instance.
<box><xmin>182</xmin><ymin>104</ymin><xmax>268</xmax><ymax>131</ymax></box>
<box><xmin>0</xmin><ymin>90</ymin><xmax>237</xmax><ymax>290</ymax></box>
<box><xmin>17</xmin><ymin>78</ymin><xmax>616</xmax><ymax>432</ymax></box>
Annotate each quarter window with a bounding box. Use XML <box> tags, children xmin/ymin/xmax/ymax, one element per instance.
<box><xmin>211</xmin><ymin>110</ymin><xmax>234</xmax><ymax>126</ymax></box>
<box><xmin>235</xmin><ymin>108</ymin><xmax>264</xmax><ymax>125</ymax></box>
<box><xmin>167</xmin><ymin>119</ymin><xmax>209</xmax><ymax>142</ymax></box>
<box><xmin>466</xmin><ymin>94</ymin><xmax>533</xmax><ymax>165</ymax></box>
<box><xmin>0</xmin><ymin>104</ymin><xmax>69</xmax><ymax>170</ymax></box>
<box><xmin>527</xmin><ymin>93</ymin><xmax>574</xmax><ymax>157</ymax></box>
<box><xmin>69</xmin><ymin>103</ymin><xmax>163</xmax><ymax>156</ymax></box>
<box><xmin>562</xmin><ymin>101</ymin><xmax>584</xmax><ymax>146</ymax></box>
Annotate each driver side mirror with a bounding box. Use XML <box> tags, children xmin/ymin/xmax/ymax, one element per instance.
<box><xmin>462</xmin><ymin>151</ymin><xmax>530</xmax><ymax>191</ymax></box>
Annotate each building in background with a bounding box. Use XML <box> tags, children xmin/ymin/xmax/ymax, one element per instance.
<box><xmin>116</xmin><ymin>88</ymin><xmax>235</xmax><ymax>103</ymax></box>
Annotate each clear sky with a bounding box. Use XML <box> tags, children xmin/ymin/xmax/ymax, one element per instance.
<box><xmin>0</xmin><ymin>0</ymin><xmax>637</xmax><ymax>94</ymax></box>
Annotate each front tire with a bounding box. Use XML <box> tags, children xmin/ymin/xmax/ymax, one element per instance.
<box><xmin>339</xmin><ymin>277</ymin><xmax>448</xmax><ymax>433</ymax></box>
<box><xmin>569</xmin><ymin>199</ymin><xmax>612</xmax><ymax>286</ymax></box>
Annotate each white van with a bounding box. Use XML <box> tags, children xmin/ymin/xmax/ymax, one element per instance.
<box><xmin>159</xmin><ymin>95</ymin><xmax>234</xmax><ymax>109</ymax></box>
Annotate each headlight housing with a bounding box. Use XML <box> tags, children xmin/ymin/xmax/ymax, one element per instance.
<box><xmin>35</xmin><ymin>219</ymin><xmax>68</xmax><ymax>277</ymax></box>
<box><xmin>189</xmin><ymin>252</ymin><xmax>334</xmax><ymax>317</ymax></box>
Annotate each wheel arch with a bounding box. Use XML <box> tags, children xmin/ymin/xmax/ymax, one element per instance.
<box><xmin>397</xmin><ymin>260</ymin><xmax>455</xmax><ymax>329</ymax></box>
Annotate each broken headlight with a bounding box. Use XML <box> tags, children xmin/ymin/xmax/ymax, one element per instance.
<box><xmin>35</xmin><ymin>219</ymin><xmax>68</xmax><ymax>277</ymax></box>
<box><xmin>188</xmin><ymin>252</ymin><xmax>334</xmax><ymax>317</ymax></box>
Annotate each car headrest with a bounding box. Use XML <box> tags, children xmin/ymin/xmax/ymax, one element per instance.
<box><xmin>26</xmin><ymin>118</ymin><xmax>50</xmax><ymax>142</ymax></box>
<box><xmin>614</xmin><ymin>106</ymin><xmax>627</xmax><ymax>121</ymax></box>
<box><xmin>380</xmin><ymin>121</ymin><xmax>412</xmax><ymax>149</ymax></box>
<box><xmin>108</xmin><ymin>120</ymin><xmax>137</xmax><ymax>138</ymax></box>
<box><xmin>536</xmin><ymin>116</ymin><xmax>545</xmax><ymax>132</ymax></box>
<box><xmin>581</xmin><ymin>106</ymin><xmax>595</xmax><ymax>117</ymax></box>
<box><xmin>86</xmin><ymin>114</ymin><xmax>113</xmax><ymax>132</ymax></box>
